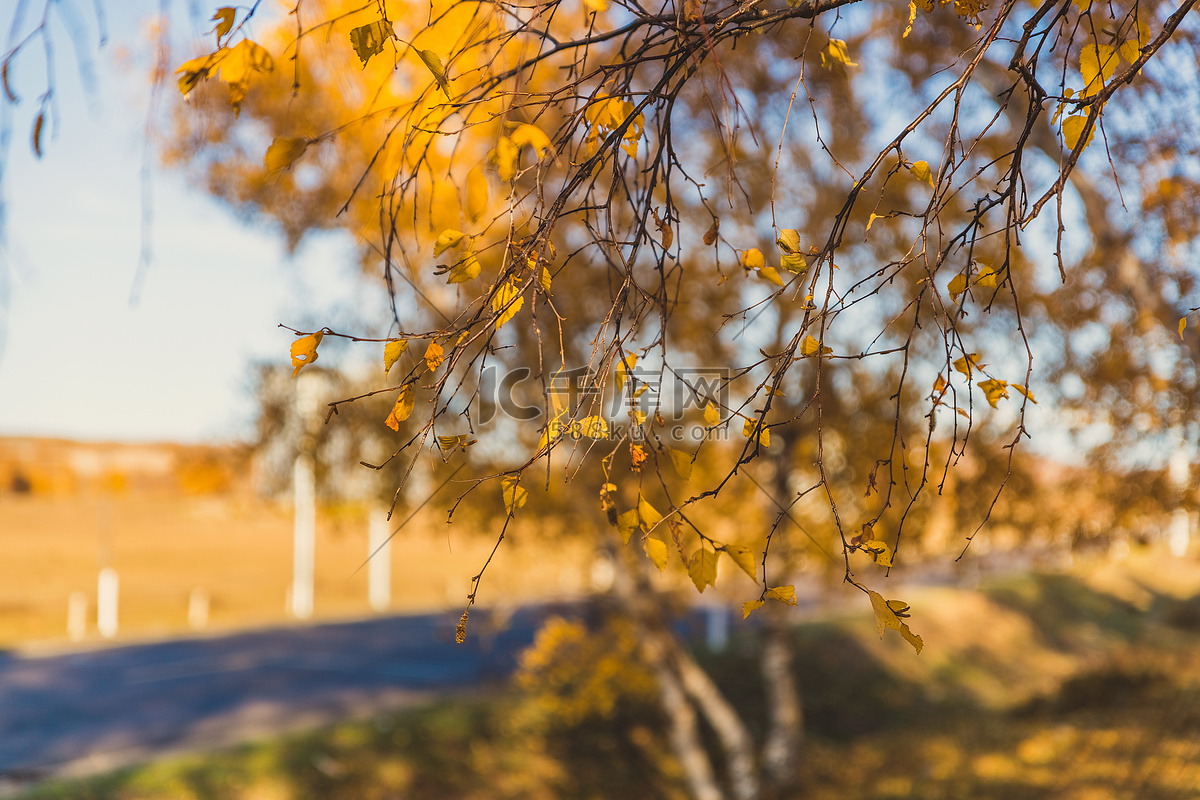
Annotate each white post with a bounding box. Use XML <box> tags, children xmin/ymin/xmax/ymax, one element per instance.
<box><xmin>188</xmin><ymin>587</ymin><xmax>210</xmax><ymax>630</ymax></box>
<box><xmin>292</xmin><ymin>453</ymin><xmax>316</xmax><ymax>619</ymax></box>
<box><xmin>67</xmin><ymin>592</ymin><xmax>88</xmax><ymax>642</ymax></box>
<box><xmin>97</xmin><ymin>568</ymin><xmax>119</xmax><ymax>639</ymax></box>
<box><xmin>705</xmin><ymin>605</ymin><xmax>729</xmax><ymax>652</ymax></box>
<box><xmin>368</xmin><ymin>506</ymin><xmax>391</xmax><ymax>612</ymax></box>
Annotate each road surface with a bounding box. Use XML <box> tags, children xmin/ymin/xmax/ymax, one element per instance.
<box><xmin>0</xmin><ymin>603</ymin><xmax>581</xmax><ymax>790</ymax></box>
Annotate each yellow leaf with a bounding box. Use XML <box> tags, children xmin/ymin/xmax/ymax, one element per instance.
<box><xmin>215</xmin><ymin>39</ymin><xmax>274</xmax><ymax>114</ymax></box>
<box><xmin>742</xmin><ymin>600</ymin><xmax>765</xmax><ymax>619</ymax></box>
<box><xmin>424</xmin><ymin>341</ymin><xmax>444</xmax><ymax>372</ymax></box>
<box><xmin>742</xmin><ymin>418</ymin><xmax>771</xmax><ymax>447</ymax></box>
<box><xmin>724</xmin><ymin>544</ymin><xmax>758</xmax><ymax>581</ymax></box>
<box><xmin>860</xmin><ymin>539</ymin><xmax>893</xmax><ymax>567</ymax></box>
<box><xmin>584</xmin><ymin>0</ymin><xmax>611</xmax><ymax>10</ymax></box>
<box><xmin>614</xmin><ymin>353</ymin><xmax>638</xmax><ymax>394</ymax></box>
<box><xmin>437</xmin><ymin>434</ymin><xmax>470</xmax><ymax>452</ymax></box>
<box><xmin>800</xmin><ymin>335</ymin><xmax>832</xmax><ymax>358</ymax></box>
<box><xmin>175</xmin><ymin>50</ymin><xmax>226</xmax><ymax>97</ymax></box>
<box><xmin>688</xmin><ymin>548</ymin><xmax>719</xmax><ymax>592</ymax></box>
<box><xmin>868</xmin><ymin>589</ymin><xmax>923</xmax><ymax>653</ymax></box>
<box><xmin>501</xmin><ymin>476</ymin><xmax>528</xmax><ymax>515</ymax></box>
<box><xmin>578</xmin><ymin>415</ymin><xmax>609</xmax><ymax>438</ymax></box>
<box><xmin>1080</xmin><ymin>43</ymin><xmax>1118</xmax><ymax>96</ymax></box>
<box><xmin>948</xmin><ymin>273</ymin><xmax>968</xmax><ymax>300</ymax></box>
<box><xmin>758</xmin><ymin>266</ymin><xmax>785</xmax><ymax>287</ymax></box>
<box><xmin>617</xmin><ymin>509</ymin><xmax>640</xmax><ymax>545</ymax></box>
<box><xmin>1179</xmin><ymin>317</ymin><xmax>1187</xmax><ymax>340</ymax></box>
<box><xmin>978</xmin><ymin>378</ymin><xmax>1009</xmax><ymax>408</ymax></box>
<box><xmin>1062</xmin><ymin>114</ymin><xmax>1094</xmax><ymax>151</ymax></box>
<box><xmin>416</xmin><ymin>49</ymin><xmax>449</xmax><ymax>94</ymax></box>
<box><xmin>667</xmin><ymin>448</ymin><xmax>693</xmax><ymax>481</ymax></box>
<box><xmin>264</xmin><ymin>137</ymin><xmax>308</xmax><ymax>173</ymax></box>
<box><xmin>383</xmin><ymin>339</ymin><xmax>408</xmax><ymax>377</ymax></box>
<box><xmin>638</xmin><ymin>495</ymin><xmax>663</xmax><ymax>529</ymax></box>
<box><xmin>1012</xmin><ymin>384</ymin><xmax>1037</xmax><ymax>404</ymax></box>
<box><xmin>974</xmin><ymin>267</ymin><xmax>998</xmax><ymax>289</ymax></box>
<box><xmin>703</xmin><ymin>403</ymin><xmax>721</xmax><ymax>427</ymax></box>
<box><xmin>384</xmin><ymin>384</ymin><xmax>414</xmax><ymax>430</ymax></box>
<box><xmin>466</xmin><ymin>167</ymin><xmax>488</xmax><ymax>223</ymax></box>
<box><xmin>953</xmin><ymin>353</ymin><xmax>982</xmax><ymax>378</ymax></box>
<box><xmin>766</xmin><ymin>585</ymin><xmax>798</xmax><ymax>605</ymax></box>
<box><xmin>910</xmin><ymin>160</ymin><xmax>933</xmax><ymax>186</ymax></box>
<box><xmin>776</xmin><ymin>229</ymin><xmax>802</xmax><ymax>255</ymax></box>
<box><xmin>1119</xmin><ymin>39</ymin><xmax>1140</xmax><ymax>64</ymax></box>
<box><xmin>493</xmin><ymin>136</ymin><xmax>519</xmax><ymax>182</ymax></box>
<box><xmin>866</xmin><ymin>213</ymin><xmax>881</xmax><ymax>231</ymax></box>
<box><xmin>643</xmin><ymin>537</ymin><xmax>669</xmax><ymax>571</ymax></box>
<box><xmin>290</xmin><ymin>332</ymin><xmax>322</xmax><ymax>377</ymax></box>
<box><xmin>492</xmin><ymin>280</ymin><xmax>524</xmax><ymax>328</ymax></box>
<box><xmin>822</xmin><ymin>38</ymin><xmax>857</xmax><ymax>68</ymax></box>
<box><xmin>742</xmin><ymin>248</ymin><xmax>765</xmax><ymax>271</ymax></box>
<box><xmin>1136</xmin><ymin>19</ymin><xmax>1152</xmax><ymax>47</ymax></box>
<box><xmin>540</xmin><ymin>267</ymin><xmax>553</xmax><ymax>292</ymax></box>
<box><xmin>510</xmin><ymin>123</ymin><xmax>552</xmax><ymax>158</ymax></box>
<box><xmin>447</xmin><ymin>254</ymin><xmax>481</xmax><ymax>284</ymax></box>
<box><xmin>776</xmin><ymin>230</ymin><xmax>805</xmax><ymax>273</ymax></box>
<box><xmin>210</xmin><ymin>7</ymin><xmax>236</xmax><ymax>42</ymax></box>
<box><xmin>433</xmin><ymin>229</ymin><xmax>468</xmax><ymax>257</ymax></box>
<box><xmin>348</xmin><ymin>19</ymin><xmax>393</xmax><ymax>67</ymax></box>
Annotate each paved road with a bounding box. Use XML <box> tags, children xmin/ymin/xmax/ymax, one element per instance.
<box><xmin>0</xmin><ymin>603</ymin><xmax>579</xmax><ymax>789</ymax></box>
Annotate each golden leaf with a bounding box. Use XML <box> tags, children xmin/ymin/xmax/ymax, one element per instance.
<box><xmin>492</xmin><ymin>280</ymin><xmax>524</xmax><ymax>328</ymax></box>
<box><xmin>742</xmin><ymin>418</ymin><xmax>770</xmax><ymax>447</ymax></box>
<box><xmin>417</xmin><ymin>49</ymin><xmax>449</xmax><ymax>94</ymax></box>
<box><xmin>978</xmin><ymin>378</ymin><xmax>1009</xmax><ymax>408</ymax></box>
<box><xmin>724</xmin><ymin>544</ymin><xmax>757</xmax><ymax>580</ymax></box>
<box><xmin>630</xmin><ymin>443</ymin><xmax>648</xmax><ymax>472</ymax></box>
<box><xmin>638</xmin><ymin>495</ymin><xmax>663</xmax><ymax>529</ymax></box>
<box><xmin>578</xmin><ymin>415</ymin><xmax>609</xmax><ymax>438</ymax></box>
<box><xmin>687</xmin><ymin>548</ymin><xmax>719</xmax><ymax>592</ymax></box>
<box><xmin>1119</xmin><ymin>39</ymin><xmax>1140</xmax><ymax>65</ymax></box>
<box><xmin>290</xmin><ymin>332</ymin><xmax>323</xmax><ymax>377</ymax></box>
<box><xmin>860</xmin><ymin>539</ymin><xmax>893</xmax><ymax>567</ymax></box>
<box><xmin>704</xmin><ymin>403</ymin><xmax>721</xmax><ymax>427</ymax></box>
<box><xmin>776</xmin><ymin>229</ymin><xmax>802</xmax><ymax>255</ymax></box>
<box><xmin>466</xmin><ymin>166</ymin><xmax>488</xmax><ymax>223</ymax></box>
<box><xmin>348</xmin><ymin>19</ymin><xmax>393</xmax><ymax>67</ymax></box>
<box><xmin>643</xmin><ymin>537</ymin><xmax>669</xmax><ymax>571</ymax></box>
<box><xmin>742</xmin><ymin>600</ymin><xmax>765</xmax><ymax>619</ymax></box>
<box><xmin>510</xmin><ymin>123</ymin><xmax>552</xmax><ymax>158</ymax></box>
<box><xmin>667</xmin><ymin>448</ymin><xmax>693</xmax><ymax>481</ymax></box>
<box><xmin>1012</xmin><ymin>384</ymin><xmax>1037</xmax><ymax>403</ymax></box>
<box><xmin>617</xmin><ymin>509</ymin><xmax>640</xmax><ymax>545</ymax></box>
<box><xmin>501</xmin><ymin>476</ymin><xmax>528</xmax><ymax>515</ymax></box>
<box><xmin>433</xmin><ymin>229</ymin><xmax>468</xmax><ymax>257</ymax></box>
<box><xmin>424</xmin><ymin>341</ymin><xmax>445</xmax><ymax>372</ymax></box>
<box><xmin>974</xmin><ymin>267</ymin><xmax>998</xmax><ymax>289</ymax></box>
<box><xmin>210</xmin><ymin>7</ymin><xmax>236</xmax><ymax>43</ymax></box>
<box><xmin>1179</xmin><ymin>317</ymin><xmax>1187</xmax><ymax>340</ymax></box>
<box><xmin>866</xmin><ymin>213</ymin><xmax>882</xmax><ymax>231</ymax></box>
<box><xmin>910</xmin><ymin>160</ymin><xmax>934</xmax><ymax>186</ymax></box>
<box><xmin>614</xmin><ymin>353</ymin><xmax>638</xmax><ymax>394</ymax></box>
<box><xmin>953</xmin><ymin>353</ymin><xmax>982</xmax><ymax>378</ymax></box>
<box><xmin>446</xmin><ymin>254</ymin><xmax>481</xmax><ymax>284</ymax></box>
<box><xmin>540</xmin><ymin>267</ymin><xmax>553</xmax><ymax>292</ymax></box>
<box><xmin>1080</xmin><ymin>43</ymin><xmax>1118</xmax><ymax>97</ymax></box>
<box><xmin>759</xmin><ymin>266</ymin><xmax>785</xmax><ymax>287</ymax></box>
<box><xmin>868</xmin><ymin>589</ymin><xmax>923</xmax><ymax>653</ymax></box>
<box><xmin>384</xmin><ymin>384</ymin><xmax>414</xmax><ymax>430</ymax></box>
<box><xmin>742</xmin><ymin>248</ymin><xmax>765</xmax><ymax>271</ymax></box>
<box><xmin>264</xmin><ymin>137</ymin><xmax>308</xmax><ymax>173</ymax></box>
<box><xmin>800</xmin><ymin>335</ymin><xmax>833</xmax><ymax>358</ymax></box>
<box><xmin>215</xmin><ymin>39</ymin><xmax>274</xmax><ymax>114</ymax></box>
<box><xmin>948</xmin><ymin>273</ymin><xmax>968</xmax><ymax>300</ymax></box>
<box><xmin>766</xmin><ymin>585</ymin><xmax>798</xmax><ymax>605</ymax></box>
<box><xmin>1063</xmin><ymin>114</ymin><xmax>1094</xmax><ymax>151</ymax></box>
<box><xmin>383</xmin><ymin>339</ymin><xmax>408</xmax><ymax>377</ymax></box>
<box><xmin>493</xmin><ymin>136</ymin><xmax>519</xmax><ymax>182</ymax></box>
<box><xmin>821</xmin><ymin>38</ymin><xmax>857</xmax><ymax>68</ymax></box>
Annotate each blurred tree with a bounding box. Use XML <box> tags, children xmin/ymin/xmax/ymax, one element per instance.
<box><xmin>5</xmin><ymin>0</ymin><xmax>1199</xmax><ymax>795</ymax></box>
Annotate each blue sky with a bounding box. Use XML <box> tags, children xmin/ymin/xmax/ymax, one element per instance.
<box><xmin>0</xmin><ymin>2</ymin><xmax>384</xmax><ymax>443</ymax></box>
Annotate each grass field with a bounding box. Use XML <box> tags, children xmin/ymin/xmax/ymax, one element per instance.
<box><xmin>17</xmin><ymin>553</ymin><xmax>1200</xmax><ymax>800</ymax></box>
<box><xmin>0</xmin><ymin>490</ymin><xmax>592</xmax><ymax>648</ymax></box>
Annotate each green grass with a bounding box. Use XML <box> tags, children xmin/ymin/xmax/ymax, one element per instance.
<box><xmin>20</xmin><ymin>560</ymin><xmax>1200</xmax><ymax>800</ymax></box>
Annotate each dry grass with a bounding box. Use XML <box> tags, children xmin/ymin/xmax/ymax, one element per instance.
<box><xmin>0</xmin><ymin>490</ymin><xmax>591</xmax><ymax>648</ymax></box>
